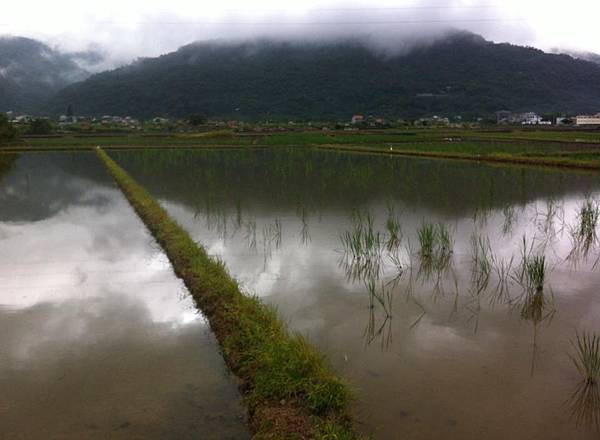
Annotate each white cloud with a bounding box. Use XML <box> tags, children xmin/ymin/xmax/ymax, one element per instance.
<box><xmin>1</xmin><ymin>0</ymin><xmax>599</xmax><ymax>65</ymax></box>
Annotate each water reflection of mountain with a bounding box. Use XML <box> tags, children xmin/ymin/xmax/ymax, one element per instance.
<box><xmin>0</xmin><ymin>153</ymin><xmax>113</xmax><ymax>222</ymax></box>
<box><xmin>113</xmin><ymin>148</ymin><xmax>600</xmax><ymax>217</ymax></box>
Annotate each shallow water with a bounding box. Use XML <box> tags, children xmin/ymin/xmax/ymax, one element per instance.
<box><xmin>114</xmin><ymin>147</ymin><xmax>600</xmax><ymax>439</ymax></box>
<box><xmin>0</xmin><ymin>153</ymin><xmax>249</xmax><ymax>439</ymax></box>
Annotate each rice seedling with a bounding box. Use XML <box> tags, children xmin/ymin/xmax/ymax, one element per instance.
<box><xmin>512</xmin><ymin>234</ymin><xmax>535</xmax><ymax>288</ymax></box>
<box><xmin>569</xmin><ymin>197</ymin><xmax>599</xmax><ymax>261</ymax></box>
<box><xmin>435</xmin><ymin>223</ymin><xmax>454</xmax><ymax>267</ymax></box>
<box><xmin>418</xmin><ymin>222</ymin><xmax>436</xmax><ymax>259</ymax></box>
<box><xmin>571</xmin><ymin>332</ymin><xmax>600</xmax><ymax>385</ymax></box>
<box><xmin>416</xmin><ymin>222</ymin><xmax>454</xmax><ymax>282</ymax></box>
<box><xmin>339</xmin><ymin>212</ymin><xmax>385</xmax><ymax>282</ymax></box>
<box><xmin>470</xmin><ymin>233</ymin><xmax>492</xmax><ymax>296</ymax></box>
<box><xmin>525</xmin><ymin>255</ymin><xmax>546</xmax><ymax>293</ymax></box>
<box><xmin>578</xmin><ymin>198</ymin><xmax>599</xmax><ymax>242</ymax></box>
<box><xmin>386</xmin><ymin>215</ymin><xmax>402</xmax><ymax>251</ymax></box>
<box><xmin>340</xmin><ymin>211</ymin><xmax>383</xmax><ymax>263</ymax></box>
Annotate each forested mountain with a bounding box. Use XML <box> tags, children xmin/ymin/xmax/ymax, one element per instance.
<box><xmin>556</xmin><ymin>49</ymin><xmax>600</xmax><ymax>66</ymax></box>
<box><xmin>0</xmin><ymin>37</ymin><xmax>91</xmax><ymax>113</ymax></box>
<box><xmin>38</xmin><ymin>32</ymin><xmax>600</xmax><ymax>120</ymax></box>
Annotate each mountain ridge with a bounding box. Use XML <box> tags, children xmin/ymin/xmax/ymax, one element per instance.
<box><xmin>0</xmin><ymin>36</ymin><xmax>96</xmax><ymax>113</ymax></box>
<box><xmin>14</xmin><ymin>32</ymin><xmax>600</xmax><ymax>119</ymax></box>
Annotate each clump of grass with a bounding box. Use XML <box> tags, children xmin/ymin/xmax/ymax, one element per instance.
<box><xmin>340</xmin><ymin>211</ymin><xmax>383</xmax><ymax>264</ymax></box>
<box><xmin>512</xmin><ymin>234</ymin><xmax>535</xmax><ymax>289</ymax></box>
<box><xmin>579</xmin><ymin>199</ymin><xmax>600</xmax><ymax>241</ymax></box>
<box><xmin>470</xmin><ymin>233</ymin><xmax>492</xmax><ymax>296</ymax></box>
<box><xmin>386</xmin><ymin>215</ymin><xmax>402</xmax><ymax>251</ymax></box>
<box><xmin>417</xmin><ymin>222</ymin><xmax>454</xmax><ymax>278</ymax></box>
<box><xmin>418</xmin><ymin>223</ymin><xmax>436</xmax><ymax>258</ymax></box>
<box><xmin>570</xmin><ymin>198</ymin><xmax>599</xmax><ymax>260</ymax></box>
<box><xmin>96</xmin><ymin>148</ymin><xmax>357</xmax><ymax>438</ymax></box>
<box><xmin>525</xmin><ymin>255</ymin><xmax>546</xmax><ymax>292</ymax></box>
<box><xmin>571</xmin><ymin>332</ymin><xmax>600</xmax><ymax>385</ymax></box>
<box><xmin>436</xmin><ymin>223</ymin><xmax>453</xmax><ymax>265</ymax></box>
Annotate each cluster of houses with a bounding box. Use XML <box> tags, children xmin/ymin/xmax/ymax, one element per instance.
<box><xmin>497</xmin><ymin>111</ymin><xmax>600</xmax><ymax>126</ymax></box>
<box><xmin>351</xmin><ymin>115</ymin><xmax>387</xmax><ymax>126</ymax></box>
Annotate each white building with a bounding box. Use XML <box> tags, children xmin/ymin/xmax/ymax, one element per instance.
<box><xmin>575</xmin><ymin>114</ymin><xmax>600</xmax><ymax>126</ymax></box>
<box><xmin>519</xmin><ymin>112</ymin><xmax>542</xmax><ymax>125</ymax></box>
<box><xmin>351</xmin><ymin>115</ymin><xmax>365</xmax><ymax>124</ymax></box>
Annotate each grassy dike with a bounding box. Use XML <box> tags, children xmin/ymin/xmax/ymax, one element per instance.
<box><xmin>315</xmin><ymin>144</ymin><xmax>600</xmax><ymax>171</ymax></box>
<box><xmin>95</xmin><ymin>148</ymin><xmax>358</xmax><ymax>439</ymax></box>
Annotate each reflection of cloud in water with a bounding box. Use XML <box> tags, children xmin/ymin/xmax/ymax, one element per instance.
<box><xmin>0</xmin><ymin>176</ymin><xmax>202</xmax><ymax>326</ymax></box>
<box><xmin>0</xmin><ymin>295</ymin><xmax>247</xmax><ymax>439</ymax></box>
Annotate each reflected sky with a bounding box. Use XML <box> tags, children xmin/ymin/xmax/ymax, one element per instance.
<box><xmin>115</xmin><ymin>148</ymin><xmax>600</xmax><ymax>439</ymax></box>
<box><xmin>0</xmin><ymin>153</ymin><xmax>249</xmax><ymax>439</ymax></box>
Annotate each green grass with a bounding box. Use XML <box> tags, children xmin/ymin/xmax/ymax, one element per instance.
<box><xmin>95</xmin><ymin>148</ymin><xmax>357</xmax><ymax>439</ymax></box>
<box><xmin>385</xmin><ymin>212</ymin><xmax>402</xmax><ymax>251</ymax></box>
<box><xmin>470</xmin><ymin>234</ymin><xmax>492</xmax><ymax>296</ymax></box>
<box><xmin>8</xmin><ymin>127</ymin><xmax>600</xmax><ymax>170</ymax></box>
<box><xmin>316</xmin><ymin>142</ymin><xmax>600</xmax><ymax>170</ymax></box>
<box><xmin>577</xmin><ymin>198</ymin><xmax>599</xmax><ymax>250</ymax></box>
<box><xmin>525</xmin><ymin>255</ymin><xmax>546</xmax><ymax>293</ymax></box>
<box><xmin>571</xmin><ymin>332</ymin><xmax>600</xmax><ymax>385</ymax></box>
<box><xmin>417</xmin><ymin>223</ymin><xmax>436</xmax><ymax>258</ymax></box>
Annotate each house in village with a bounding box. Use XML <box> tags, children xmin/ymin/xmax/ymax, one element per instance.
<box><xmin>575</xmin><ymin>114</ymin><xmax>600</xmax><ymax>126</ymax></box>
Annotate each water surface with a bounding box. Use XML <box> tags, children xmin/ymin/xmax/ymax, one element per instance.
<box><xmin>0</xmin><ymin>153</ymin><xmax>249</xmax><ymax>439</ymax></box>
<box><xmin>114</xmin><ymin>148</ymin><xmax>600</xmax><ymax>439</ymax></box>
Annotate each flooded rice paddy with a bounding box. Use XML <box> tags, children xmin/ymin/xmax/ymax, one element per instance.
<box><xmin>111</xmin><ymin>147</ymin><xmax>600</xmax><ymax>439</ymax></box>
<box><xmin>0</xmin><ymin>153</ymin><xmax>249</xmax><ymax>439</ymax></box>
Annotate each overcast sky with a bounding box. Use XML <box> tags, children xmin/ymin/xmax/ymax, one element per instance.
<box><xmin>2</xmin><ymin>0</ymin><xmax>599</xmax><ymax>66</ymax></box>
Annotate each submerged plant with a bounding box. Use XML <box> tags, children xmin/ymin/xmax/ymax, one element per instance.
<box><xmin>244</xmin><ymin>219</ymin><xmax>257</xmax><ymax>250</ymax></box>
<box><xmin>490</xmin><ymin>254</ymin><xmax>514</xmax><ymax>306</ymax></box>
<box><xmin>568</xmin><ymin>382</ymin><xmax>600</xmax><ymax>430</ymax></box>
<box><xmin>502</xmin><ymin>204</ymin><xmax>516</xmax><ymax>235</ymax></box>
<box><xmin>364</xmin><ymin>277</ymin><xmax>394</xmax><ymax>349</ymax></box>
<box><xmin>571</xmin><ymin>332</ymin><xmax>600</xmax><ymax>385</ymax></box>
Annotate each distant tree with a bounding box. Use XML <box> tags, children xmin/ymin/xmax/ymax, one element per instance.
<box><xmin>28</xmin><ymin>118</ymin><xmax>53</xmax><ymax>135</ymax></box>
<box><xmin>0</xmin><ymin>113</ymin><xmax>17</xmax><ymax>143</ymax></box>
<box><xmin>66</xmin><ymin>104</ymin><xmax>74</xmax><ymax>117</ymax></box>
<box><xmin>188</xmin><ymin>114</ymin><xmax>206</xmax><ymax>126</ymax></box>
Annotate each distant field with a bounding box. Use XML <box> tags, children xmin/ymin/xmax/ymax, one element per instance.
<box><xmin>3</xmin><ymin>128</ymin><xmax>600</xmax><ymax>169</ymax></box>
